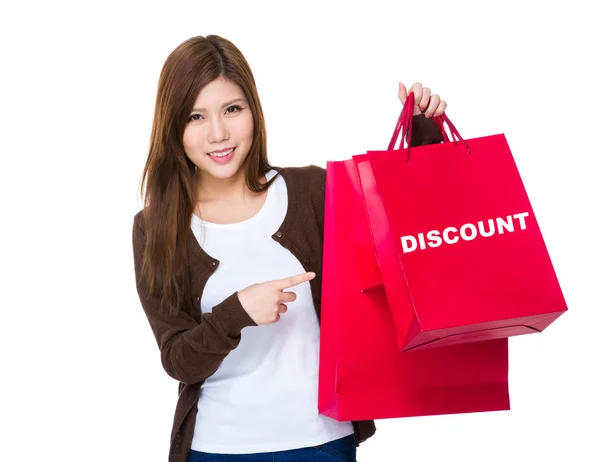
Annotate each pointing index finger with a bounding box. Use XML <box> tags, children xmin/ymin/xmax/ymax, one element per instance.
<box><xmin>275</xmin><ymin>272</ymin><xmax>316</xmax><ymax>290</ymax></box>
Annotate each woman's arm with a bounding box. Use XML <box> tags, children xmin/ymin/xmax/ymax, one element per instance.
<box><xmin>132</xmin><ymin>215</ymin><xmax>257</xmax><ymax>385</ymax></box>
<box><xmin>409</xmin><ymin>113</ymin><xmax>445</xmax><ymax>146</ymax></box>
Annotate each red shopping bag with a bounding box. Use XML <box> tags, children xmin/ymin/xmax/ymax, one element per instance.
<box><xmin>351</xmin><ymin>111</ymin><xmax>451</xmax><ymax>293</ymax></box>
<box><xmin>319</xmin><ymin>159</ymin><xmax>510</xmax><ymax>421</ymax></box>
<box><xmin>356</xmin><ymin>93</ymin><xmax>568</xmax><ymax>352</ymax></box>
<box><xmin>351</xmin><ymin>176</ymin><xmax>384</xmax><ymax>291</ymax></box>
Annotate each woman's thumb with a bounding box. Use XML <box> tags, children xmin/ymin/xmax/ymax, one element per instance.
<box><xmin>398</xmin><ymin>82</ymin><xmax>407</xmax><ymax>104</ymax></box>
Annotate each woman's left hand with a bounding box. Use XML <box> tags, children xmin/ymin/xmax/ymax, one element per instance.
<box><xmin>399</xmin><ymin>82</ymin><xmax>447</xmax><ymax>118</ymax></box>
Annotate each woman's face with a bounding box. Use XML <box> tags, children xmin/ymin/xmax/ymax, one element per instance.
<box><xmin>183</xmin><ymin>77</ymin><xmax>254</xmax><ymax>182</ymax></box>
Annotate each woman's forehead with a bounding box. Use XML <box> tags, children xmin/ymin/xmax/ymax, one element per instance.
<box><xmin>192</xmin><ymin>78</ymin><xmax>246</xmax><ymax>109</ymax></box>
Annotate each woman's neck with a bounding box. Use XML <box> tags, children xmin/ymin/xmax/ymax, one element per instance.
<box><xmin>195</xmin><ymin>168</ymin><xmax>267</xmax><ymax>203</ymax></box>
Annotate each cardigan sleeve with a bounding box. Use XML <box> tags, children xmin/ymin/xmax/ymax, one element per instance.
<box><xmin>132</xmin><ymin>213</ymin><xmax>257</xmax><ymax>385</ymax></box>
<box><xmin>409</xmin><ymin>113</ymin><xmax>445</xmax><ymax>146</ymax></box>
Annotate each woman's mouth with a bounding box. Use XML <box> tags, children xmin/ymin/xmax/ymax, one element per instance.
<box><xmin>207</xmin><ymin>147</ymin><xmax>235</xmax><ymax>164</ymax></box>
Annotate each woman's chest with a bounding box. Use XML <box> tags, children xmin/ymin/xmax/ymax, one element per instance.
<box><xmin>195</xmin><ymin>191</ymin><xmax>268</xmax><ymax>225</ymax></box>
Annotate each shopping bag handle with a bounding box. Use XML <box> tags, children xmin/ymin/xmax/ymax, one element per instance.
<box><xmin>387</xmin><ymin>91</ymin><xmax>415</xmax><ymax>152</ymax></box>
<box><xmin>387</xmin><ymin>91</ymin><xmax>471</xmax><ymax>161</ymax></box>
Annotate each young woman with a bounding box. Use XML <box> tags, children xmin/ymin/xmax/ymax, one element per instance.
<box><xmin>132</xmin><ymin>35</ymin><xmax>446</xmax><ymax>462</ymax></box>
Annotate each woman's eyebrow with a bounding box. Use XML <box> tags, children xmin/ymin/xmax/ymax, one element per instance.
<box><xmin>191</xmin><ymin>98</ymin><xmax>246</xmax><ymax>112</ymax></box>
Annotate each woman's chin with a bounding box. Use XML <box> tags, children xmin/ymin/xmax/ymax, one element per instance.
<box><xmin>198</xmin><ymin>163</ymin><xmax>244</xmax><ymax>181</ymax></box>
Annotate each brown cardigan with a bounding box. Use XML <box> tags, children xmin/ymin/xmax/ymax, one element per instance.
<box><xmin>132</xmin><ymin>114</ymin><xmax>443</xmax><ymax>461</ymax></box>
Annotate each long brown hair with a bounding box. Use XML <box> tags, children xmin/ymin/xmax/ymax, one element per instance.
<box><xmin>138</xmin><ymin>35</ymin><xmax>276</xmax><ymax>315</ymax></box>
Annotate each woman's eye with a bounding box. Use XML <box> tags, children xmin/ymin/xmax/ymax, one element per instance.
<box><xmin>188</xmin><ymin>106</ymin><xmax>242</xmax><ymax>122</ymax></box>
<box><xmin>226</xmin><ymin>105</ymin><xmax>242</xmax><ymax>114</ymax></box>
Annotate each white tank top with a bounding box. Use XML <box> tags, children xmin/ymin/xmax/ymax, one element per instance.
<box><xmin>189</xmin><ymin>169</ymin><xmax>353</xmax><ymax>454</ymax></box>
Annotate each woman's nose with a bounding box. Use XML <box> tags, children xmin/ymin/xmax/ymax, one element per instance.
<box><xmin>207</xmin><ymin>117</ymin><xmax>228</xmax><ymax>143</ymax></box>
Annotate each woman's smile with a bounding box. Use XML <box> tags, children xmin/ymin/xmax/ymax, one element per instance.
<box><xmin>207</xmin><ymin>147</ymin><xmax>236</xmax><ymax>164</ymax></box>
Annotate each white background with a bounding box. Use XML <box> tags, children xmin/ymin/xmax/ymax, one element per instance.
<box><xmin>2</xmin><ymin>1</ymin><xmax>598</xmax><ymax>461</ymax></box>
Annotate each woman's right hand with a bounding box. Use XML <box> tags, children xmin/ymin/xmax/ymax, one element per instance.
<box><xmin>237</xmin><ymin>272</ymin><xmax>316</xmax><ymax>325</ymax></box>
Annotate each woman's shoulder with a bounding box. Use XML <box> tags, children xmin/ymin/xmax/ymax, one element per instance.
<box><xmin>133</xmin><ymin>208</ymin><xmax>144</xmax><ymax>224</ymax></box>
<box><xmin>276</xmin><ymin>164</ymin><xmax>325</xmax><ymax>190</ymax></box>
<box><xmin>132</xmin><ymin>208</ymin><xmax>147</xmax><ymax>240</ymax></box>
<box><xmin>276</xmin><ymin>164</ymin><xmax>325</xmax><ymax>175</ymax></box>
